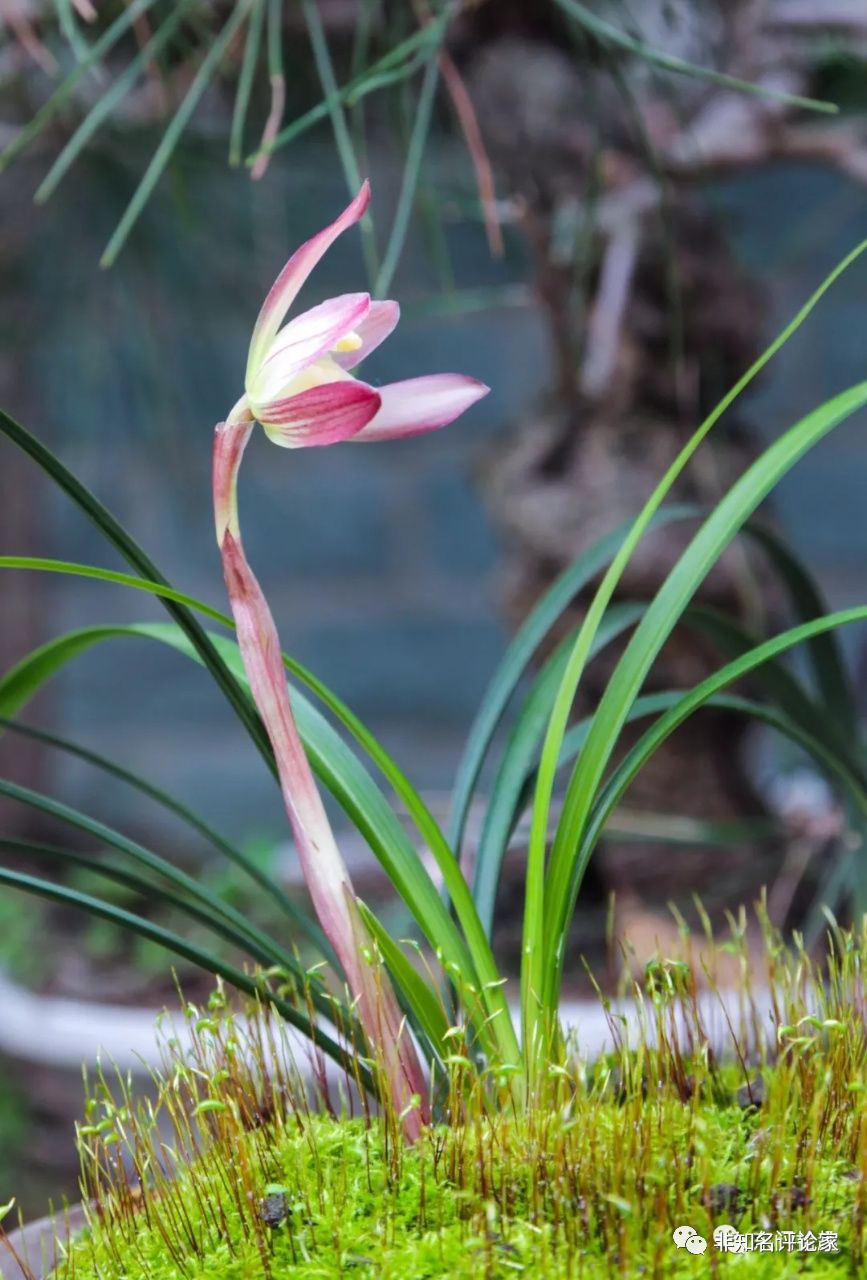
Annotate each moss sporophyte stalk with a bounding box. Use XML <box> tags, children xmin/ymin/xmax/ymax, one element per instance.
<box><xmin>37</xmin><ymin>918</ymin><xmax>867</xmax><ymax>1279</ymax></box>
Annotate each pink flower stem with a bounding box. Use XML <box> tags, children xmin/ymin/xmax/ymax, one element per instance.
<box><xmin>213</xmin><ymin>412</ymin><xmax>428</xmax><ymax>1140</ymax></box>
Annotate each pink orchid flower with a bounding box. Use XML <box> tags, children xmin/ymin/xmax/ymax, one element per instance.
<box><xmin>239</xmin><ymin>179</ymin><xmax>489</xmax><ymax>449</ymax></box>
<box><xmin>213</xmin><ymin>182</ymin><xmax>489</xmax><ymax>1140</ymax></box>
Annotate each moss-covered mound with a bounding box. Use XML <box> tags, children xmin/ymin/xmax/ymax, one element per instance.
<box><xmin>66</xmin><ymin>1093</ymin><xmax>865</xmax><ymax>1278</ymax></box>
<box><xmin>62</xmin><ymin>1054</ymin><xmax>865</xmax><ymax>1272</ymax></box>
<box><xmin>42</xmin><ymin>927</ymin><xmax>867</xmax><ymax>1278</ymax></box>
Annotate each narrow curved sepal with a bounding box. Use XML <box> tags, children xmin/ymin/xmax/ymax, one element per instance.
<box><xmin>246</xmin><ymin>181</ymin><xmax>371</xmax><ymax>385</ymax></box>
<box><xmin>354</xmin><ymin>374</ymin><xmax>490</xmax><ymax>442</ymax></box>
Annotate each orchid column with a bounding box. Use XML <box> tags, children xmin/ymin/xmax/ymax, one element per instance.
<box><xmin>213</xmin><ymin>182</ymin><xmax>488</xmax><ymax>1140</ymax></box>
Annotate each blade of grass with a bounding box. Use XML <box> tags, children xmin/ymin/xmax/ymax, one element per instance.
<box><xmin>300</xmin><ymin>0</ymin><xmax>378</xmax><ymax>286</ymax></box>
<box><xmin>374</xmin><ymin>14</ymin><xmax>447</xmax><ymax>297</ymax></box>
<box><xmin>0</xmin><ymin>558</ymin><xmax>517</xmax><ymax>1065</ymax></box>
<box><xmin>54</xmin><ymin>0</ymin><xmax>91</xmax><ymax>64</ymax></box>
<box><xmin>448</xmin><ymin>505</ymin><xmax>699</xmax><ymax>856</ymax></box>
<box><xmin>561</xmin><ymin>608</ymin><xmax>867</xmax><ymax>993</ymax></box>
<box><xmin>229</xmin><ymin>0</ymin><xmax>266</xmax><ymax>166</ymax></box>
<box><xmin>544</xmin><ymin>383</ymin><xmax>867</xmax><ymax>1012</ymax></box>
<box><xmin>0</xmin><ymin>556</ymin><xmax>229</xmax><ymax>623</ymax></box>
<box><xmin>249</xmin><ymin>0</ymin><xmax>286</xmax><ymax>180</ymax></box>
<box><xmin>743</xmin><ymin>522</ymin><xmax>859</xmax><ymax>743</ymax></box>
<box><xmin>0</xmin><ymin>715</ymin><xmax>328</xmax><ymax>957</ymax></box>
<box><xmin>0</xmin><ymin>836</ymin><xmax>316</xmax><ymax>975</ymax></box>
<box><xmin>356</xmin><ymin>899</ymin><xmax>451</xmax><ymax>1064</ymax></box>
<box><xmin>682</xmin><ymin>606</ymin><xmax>865</xmax><ymax>784</ymax></box>
<box><xmin>0</xmin><ymin>411</ymin><xmax>275</xmax><ymax>773</ymax></box>
<box><xmin>250</xmin><ymin>25</ymin><xmax>438</xmax><ymax>162</ymax></box>
<box><xmin>0</xmin><ymin>866</ymin><xmax>371</xmax><ymax>1089</ymax></box>
<box><xmin>601</xmin><ymin>809</ymin><xmax>776</xmax><ymax>845</ymax></box>
<box><xmin>472</xmin><ymin>602</ymin><xmax>646</xmax><ymax>936</ymax></box>
<box><xmin>554</xmin><ymin>0</ymin><xmax>838</xmax><ymax>114</ymax></box>
<box><xmin>36</xmin><ymin>1</ymin><xmax>194</xmax><ymax>204</ymax></box>
<box><xmin>476</xmin><ymin>591</ymin><xmax>849</xmax><ymax>943</ymax></box>
<box><xmin>0</xmin><ymin>776</ymin><xmax>309</xmax><ymax>981</ymax></box>
<box><xmin>449</xmin><ymin>503</ymin><xmax>859</xmax><ymax>883</ymax></box>
<box><xmin>100</xmin><ymin>0</ymin><xmax>254</xmax><ymax>266</ymax></box>
<box><xmin>0</xmin><ymin>622</ymin><xmax>511</xmax><ymax>1056</ymax></box>
<box><xmin>348</xmin><ymin>0</ymin><xmax>381</xmax><ymax>178</ymax></box>
<box><xmin>520</xmin><ymin>242</ymin><xmax>867</xmax><ymax>1073</ymax></box>
<box><xmin>0</xmin><ymin>0</ymin><xmax>160</xmax><ymax>172</ymax></box>
<box><xmin>273</xmin><ymin>640</ymin><xmax>520</xmax><ymax>1067</ymax></box>
<box><xmin>509</xmin><ymin>688</ymin><xmax>856</xmax><ymax>850</ymax></box>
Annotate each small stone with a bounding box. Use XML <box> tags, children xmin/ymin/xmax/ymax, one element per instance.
<box><xmin>773</xmin><ymin>1185</ymin><xmax>809</xmax><ymax>1213</ymax></box>
<box><xmin>704</xmin><ymin>1183</ymin><xmax>742</xmax><ymax>1216</ymax></box>
<box><xmin>259</xmin><ymin>1192</ymin><xmax>289</xmax><ymax>1227</ymax></box>
<box><xmin>736</xmin><ymin>1074</ymin><xmax>766</xmax><ymax>1110</ymax></box>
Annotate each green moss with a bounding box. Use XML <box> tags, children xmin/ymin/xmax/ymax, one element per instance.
<box><xmin>55</xmin><ymin>927</ymin><xmax>867</xmax><ymax>1279</ymax></box>
<box><xmin>63</xmin><ymin>1065</ymin><xmax>865</xmax><ymax>1278</ymax></box>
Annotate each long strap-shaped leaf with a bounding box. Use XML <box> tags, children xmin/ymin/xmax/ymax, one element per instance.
<box><xmin>0</xmin><ymin>865</ymin><xmax>372</xmax><ymax>1092</ymax></box>
<box><xmin>35</xmin><ymin>1</ymin><xmax>197</xmax><ymax>205</ymax></box>
<box><xmin>0</xmin><ymin>0</ymin><xmax>161</xmax><ymax>172</ymax></box>
<box><xmin>0</xmin><ymin>621</ymin><xmax>511</xmax><ymax>1058</ymax></box>
<box><xmin>0</xmin><ymin>836</ymin><xmax>312</xmax><ymax>979</ymax></box>
<box><xmin>560</xmin><ymin>690</ymin><xmax>862</xmax><ymax>828</ymax></box>
<box><xmin>101</xmin><ymin>0</ymin><xmax>255</xmax><ymax>266</ymax></box>
<box><xmin>681</xmin><ymin>607</ymin><xmax>865</xmax><ymax>787</ymax></box>
<box><xmin>0</xmin><ymin>716</ymin><xmax>329</xmax><ymax>958</ymax></box>
<box><xmin>474</xmin><ymin>597</ymin><xmax>862</xmax><ymax>940</ymax></box>
<box><xmin>0</xmin><ymin>777</ymin><xmax>306</xmax><ymax>983</ymax></box>
<box><xmin>545</xmin><ymin>386</ymin><xmax>867</xmax><ymax>979</ymax></box>
<box><xmin>521</xmin><ymin>242</ymin><xmax>867</xmax><ymax>1072</ymax></box>
<box><xmin>0</xmin><ymin>411</ymin><xmax>275</xmax><ymax>774</ymax></box>
<box><xmin>448</xmin><ymin>506</ymin><xmax>858</xmax><ymax>864</ymax></box>
<box><xmin>472</xmin><ymin>602</ymin><xmax>647</xmax><ymax>936</ymax></box>
<box><xmin>0</xmin><ymin>557</ymin><xmax>230</xmax><ymax>622</ymax></box>
<box><xmin>741</xmin><ymin>522</ymin><xmax>859</xmax><ymax>745</ymax></box>
<box><xmin>15</xmin><ymin>536</ymin><xmax>844</xmax><ymax>891</ymax></box>
<box><xmin>553</xmin><ymin>0</ymin><xmax>837</xmax><ymax>113</ymax></box>
<box><xmin>548</xmin><ymin>607</ymin><xmax>867</xmax><ymax>1008</ymax></box>
<box><xmin>448</xmin><ymin>506</ymin><xmax>698</xmax><ymax>855</ymax></box>
<box><xmin>356</xmin><ymin>899</ymin><xmax>451</xmax><ymax>1067</ymax></box>
<box><xmin>0</xmin><ymin>557</ymin><xmax>515</xmax><ymax>1060</ymax></box>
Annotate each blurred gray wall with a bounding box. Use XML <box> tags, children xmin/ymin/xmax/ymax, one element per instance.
<box><xmin>1</xmin><ymin>143</ymin><xmax>865</xmax><ymax>850</ymax></box>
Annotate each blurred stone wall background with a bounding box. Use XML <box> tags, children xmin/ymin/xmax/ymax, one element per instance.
<box><xmin>1</xmin><ymin>145</ymin><xmax>866</xmax><ymax>855</ymax></box>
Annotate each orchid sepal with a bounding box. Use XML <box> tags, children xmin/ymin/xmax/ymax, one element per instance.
<box><xmin>246</xmin><ymin>181</ymin><xmax>371</xmax><ymax>385</ymax></box>
<box><xmin>353</xmin><ymin>374</ymin><xmax>490</xmax><ymax>442</ymax></box>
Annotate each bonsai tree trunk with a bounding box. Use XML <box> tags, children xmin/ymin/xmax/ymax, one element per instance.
<box><xmin>457</xmin><ymin>9</ymin><xmax>819</xmax><ymax>963</ymax></box>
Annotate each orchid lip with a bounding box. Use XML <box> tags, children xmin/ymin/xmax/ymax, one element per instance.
<box><xmin>249</xmin><ymin>292</ymin><xmax>372</xmax><ymax>403</ymax></box>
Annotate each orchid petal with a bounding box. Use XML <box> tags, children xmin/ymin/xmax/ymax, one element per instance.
<box><xmin>246</xmin><ymin>181</ymin><xmax>371</xmax><ymax>383</ymax></box>
<box><xmin>258</xmin><ymin>378</ymin><xmax>381</xmax><ymax>448</ymax></box>
<box><xmin>331</xmin><ymin>299</ymin><xmax>400</xmax><ymax>371</ymax></box>
<box><xmin>251</xmin><ymin>292</ymin><xmax>371</xmax><ymax>402</ymax></box>
<box><xmin>353</xmin><ymin>374</ymin><xmax>489</xmax><ymax>442</ymax></box>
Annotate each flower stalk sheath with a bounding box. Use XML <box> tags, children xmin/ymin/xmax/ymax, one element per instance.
<box><xmin>214</xmin><ymin>413</ymin><xmax>428</xmax><ymax>1138</ymax></box>
<box><xmin>213</xmin><ymin>181</ymin><xmax>489</xmax><ymax>1136</ymax></box>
